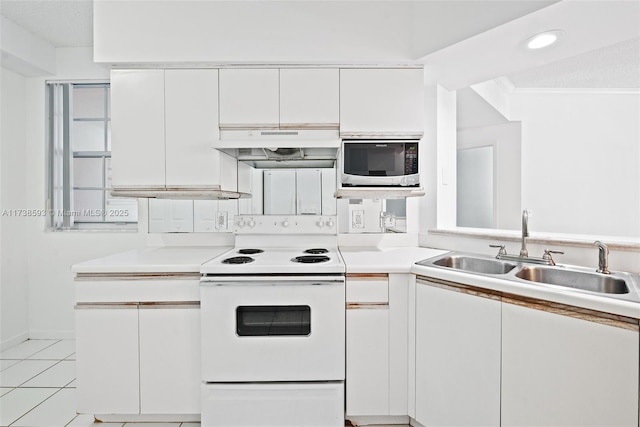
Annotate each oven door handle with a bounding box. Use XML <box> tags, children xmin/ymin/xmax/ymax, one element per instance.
<box><xmin>200</xmin><ymin>276</ymin><xmax>345</xmax><ymax>286</ymax></box>
<box><xmin>201</xmin><ymin>280</ymin><xmax>344</xmax><ymax>287</ymax></box>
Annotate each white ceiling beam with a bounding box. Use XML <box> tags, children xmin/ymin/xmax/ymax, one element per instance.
<box><xmin>1</xmin><ymin>15</ymin><xmax>56</xmax><ymax>76</ymax></box>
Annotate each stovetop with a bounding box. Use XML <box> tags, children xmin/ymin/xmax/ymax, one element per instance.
<box><xmin>201</xmin><ymin>246</ymin><xmax>345</xmax><ymax>275</ymax></box>
<box><xmin>200</xmin><ymin>215</ymin><xmax>345</xmax><ymax>275</ymax></box>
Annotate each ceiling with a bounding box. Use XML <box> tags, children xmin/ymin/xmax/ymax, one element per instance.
<box><xmin>0</xmin><ymin>0</ymin><xmax>93</xmax><ymax>47</ymax></box>
<box><xmin>0</xmin><ymin>0</ymin><xmax>638</xmax><ymax>89</ymax></box>
<box><xmin>507</xmin><ymin>37</ymin><xmax>640</xmax><ymax>89</ymax></box>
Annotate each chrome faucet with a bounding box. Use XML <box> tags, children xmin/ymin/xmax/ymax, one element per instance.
<box><xmin>490</xmin><ymin>209</ymin><xmax>565</xmax><ymax>265</ymax></box>
<box><xmin>520</xmin><ymin>209</ymin><xmax>530</xmax><ymax>257</ymax></box>
<box><xmin>594</xmin><ymin>241</ymin><xmax>610</xmax><ymax>274</ymax></box>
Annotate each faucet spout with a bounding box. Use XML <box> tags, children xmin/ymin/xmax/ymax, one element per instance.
<box><xmin>594</xmin><ymin>240</ymin><xmax>610</xmax><ymax>274</ymax></box>
<box><xmin>520</xmin><ymin>209</ymin><xmax>530</xmax><ymax>257</ymax></box>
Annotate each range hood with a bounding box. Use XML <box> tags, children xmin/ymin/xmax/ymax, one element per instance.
<box><xmin>217</xmin><ymin>129</ymin><xmax>340</xmax><ymax>168</ymax></box>
<box><xmin>111</xmin><ymin>187</ymin><xmax>252</xmax><ymax>200</ymax></box>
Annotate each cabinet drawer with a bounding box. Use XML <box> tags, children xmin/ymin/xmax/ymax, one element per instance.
<box><xmin>346</xmin><ymin>274</ymin><xmax>388</xmax><ymax>304</ymax></box>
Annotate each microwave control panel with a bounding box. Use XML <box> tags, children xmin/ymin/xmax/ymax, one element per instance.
<box><xmin>405</xmin><ymin>142</ymin><xmax>419</xmax><ymax>174</ymax></box>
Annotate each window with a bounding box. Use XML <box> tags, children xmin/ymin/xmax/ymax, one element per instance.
<box><xmin>46</xmin><ymin>82</ymin><xmax>138</xmax><ymax>230</ymax></box>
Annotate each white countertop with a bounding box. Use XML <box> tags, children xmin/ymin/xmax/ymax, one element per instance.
<box><xmin>411</xmin><ymin>254</ymin><xmax>640</xmax><ymax>319</ymax></box>
<box><xmin>71</xmin><ymin>246</ymin><xmax>232</xmax><ymax>274</ymax></box>
<box><xmin>339</xmin><ymin>246</ymin><xmax>447</xmax><ymax>273</ymax></box>
<box><xmin>71</xmin><ymin>245</ymin><xmax>640</xmax><ymax>319</ymax></box>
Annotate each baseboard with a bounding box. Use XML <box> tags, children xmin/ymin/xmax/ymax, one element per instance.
<box><xmin>95</xmin><ymin>414</ymin><xmax>200</xmax><ymax>423</ymax></box>
<box><xmin>28</xmin><ymin>330</ymin><xmax>75</xmax><ymax>340</ymax></box>
<box><xmin>346</xmin><ymin>415</ymin><xmax>410</xmax><ymax>426</ymax></box>
<box><xmin>1</xmin><ymin>331</ymin><xmax>29</xmax><ymax>352</ymax></box>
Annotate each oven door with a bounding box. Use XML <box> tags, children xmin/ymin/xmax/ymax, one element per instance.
<box><xmin>200</xmin><ymin>277</ymin><xmax>345</xmax><ymax>382</ymax></box>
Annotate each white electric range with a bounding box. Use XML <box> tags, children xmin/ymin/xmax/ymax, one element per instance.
<box><xmin>199</xmin><ymin>215</ymin><xmax>346</xmax><ymax>427</ymax></box>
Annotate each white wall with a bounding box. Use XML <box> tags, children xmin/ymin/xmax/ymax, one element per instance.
<box><xmin>94</xmin><ymin>1</ymin><xmax>412</xmax><ymax>64</ymax></box>
<box><xmin>512</xmin><ymin>91</ymin><xmax>640</xmax><ymax>238</ymax></box>
<box><xmin>435</xmin><ymin>86</ymin><xmax>457</xmax><ymax>229</ymax></box>
<box><xmin>23</xmin><ymin>48</ymin><xmax>148</xmax><ymax>339</ymax></box>
<box><xmin>418</xmin><ymin>85</ymin><xmax>439</xmax><ymax>234</ymax></box>
<box><xmin>0</xmin><ymin>67</ymin><xmax>30</xmax><ymax>349</ymax></box>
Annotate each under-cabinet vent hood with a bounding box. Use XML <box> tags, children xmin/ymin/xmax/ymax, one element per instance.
<box><xmin>217</xmin><ymin>129</ymin><xmax>340</xmax><ymax>168</ymax></box>
<box><xmin>111</xmin><ymin>187</ymin><xmax>251</xmax><ymax>200</ymax></box>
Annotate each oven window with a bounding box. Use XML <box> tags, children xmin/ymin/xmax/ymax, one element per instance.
<box><xmin>236</xmin><ymin>306</ymin><xmax>311</xmax><ymax>336</ymax></box>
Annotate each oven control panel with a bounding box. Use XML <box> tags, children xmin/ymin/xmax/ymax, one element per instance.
<box><xmin>234</xmin><ymin>215</ymin><xmax>337</xmax><ymax>235</ymax></box>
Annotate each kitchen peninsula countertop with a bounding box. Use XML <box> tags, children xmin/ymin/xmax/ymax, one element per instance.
<box><xmin>71</xmin><ymin>246</ymin><xmax>232</xmax><ymax>275</ymax></box>
<box><xmin>339</xmin><ymin>246</ymin><xmax>447</xmax><ymax>274</ymax></box>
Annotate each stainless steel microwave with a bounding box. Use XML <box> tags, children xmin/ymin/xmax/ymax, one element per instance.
<box><xmin>341</xmin><ymin>140</ymin><xmax>420</xmax><ymax>187</ymax></box>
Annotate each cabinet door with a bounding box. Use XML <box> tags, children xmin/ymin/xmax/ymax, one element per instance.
<box><xmin>219</xmin><ymin>69</ymin><xmax>279</xmax><ymax>127</ymax></box>
<box><xmin>111</xmin><ymin>69</ymin><xmax>165</xmax><ymax>188</ymax></box>
<box><xmin>415</xmin><ymin>281</ymin><xmax>501</xmax><ymax>427</ymax></box>
<box><xmin>340</xmin><ymin>68</ymin><xmax>424</xmax><ymax>135</ymax></box>
<box><xmin>165</xmin><ymin>69</ymin><xmax>220</xmax><ymax>187</ymax></box>
<box><xmin>263</xmin><ymin>169</ymin><xmax>296</xmax><ymax>215</ymax></box>
<box><xmin>502</xmin><ymin>302</ymin><xmax>639</xmax><ymax>427</ymax></box>
<box><xmin>139</xmin><ymin>304</ymin><xmax>200</xmax><ymax>414</ymax></box>
<box><xmin>346</xmin><ymin>306</ymin><xmax>390</xmax><ymax>416</ymax></box>
<box><xmin>388</xmin><ymin>274</ymin><xmax>410</xmax><ymax>416</ymax></box>
<box><xmin>321</xmin><ymin>168</ymin><xmax>337</xmax><ymax>216</ymax></box>
<box><xmin>296</xmin><ymin>169</ymin><xmax>322</xmax><ymax>215</ymax></box>
<box><xmin>280</xmin><ymin>68</ymin><xmax>339</xmax><ymax>128</ymax></box>
<box><xmin>75</xmin><ymin>305</ymin><xmax>140</xmax><ymax>414</ymax></box>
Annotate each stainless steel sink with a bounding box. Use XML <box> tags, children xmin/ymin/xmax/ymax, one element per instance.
<box><xmin>418</xmin><ymin>254</ymin><xmax>517</xmax><ymax>275</ymax></box>
<box><xmin>415</xmin><ymin>252</ymin><xmax>640</xmax><ymax>302</ymax></box>
<box><xmin>515</xmin><ymin>266</ymin><xmax>630</xmax><ymax>294</ymax></box>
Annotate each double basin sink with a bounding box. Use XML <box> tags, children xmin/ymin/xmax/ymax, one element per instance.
<box><xmin>416</xmin><ymin>253</ymin><xmax>640</xmax><ymax>302</ymax></box>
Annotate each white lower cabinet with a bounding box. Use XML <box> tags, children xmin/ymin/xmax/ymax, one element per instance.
<box><xmin>75</xmin><ymin>300</ymin><xmax>200</xmax><ymax>416</ymax></box>
<box><xmin>346</xmin><ymin>274</ymin><xmax>411</xmax><ymax>421</ymax></box>
<box><xmin>346</xmin><ymin>305</ymin><xmax>390</xmax><ymax>416</ymax></box>
<box><xmin>139</xmin><ymin>304</ymin><xmax>200</xmax><ymax>414</ymax></box>
<box><xmin>415</xmin><ymin>280</ymin><xmax>501</xmax><ymax>427</ymax></box>
<box><xmin>501</xmin><ymin>301</ymin><xmax>639</xmax><ymax>427</ymax></box>
<box><xmin>76</xmin><ymin>305</ymin><xmax>140</xmax><ymax>414</ymax></box>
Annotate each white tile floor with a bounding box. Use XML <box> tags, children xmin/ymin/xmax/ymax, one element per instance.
<box><xmin>0</xmin><ymin>339</ymin><xmax>201</xmax><ymax>427</ymax></box>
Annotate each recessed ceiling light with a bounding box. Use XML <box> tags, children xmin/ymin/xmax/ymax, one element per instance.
<box><xmin>526</xmin><ymin>30</ymin><xmax>565</xmax><ymax>50</ymax></box>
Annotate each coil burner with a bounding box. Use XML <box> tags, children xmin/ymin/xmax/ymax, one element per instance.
<box><xmin>304</xmin><ymin>248</ymin><xmax>329</xmax><ymax>255</ymax></box>
<box><xmin>292</xmin><ymin>255</ymin><xmax>331</xmax><ymax>264</ymax></box>
<box><xmin>238</xmin><ymin>249</ymin><xmax>264</xmax><ymax>255</ymax></box>
<box><xmin>222</xmin><ymin>256</ymin><xmax>255</xmax><ymax>264</ymax></box>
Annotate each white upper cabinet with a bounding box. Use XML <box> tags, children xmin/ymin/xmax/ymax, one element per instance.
<box><xmin>219</xmin><ymin>68</ymin><xmax>339</xmax><ymax>129</ymax></box>
<box><xmin>111</xmin><ymin>69</ymin><xmax>238</xmax><ymax>193</ymax></box>
<box><xmin>219</xmin><ymin>69</ymin><xmax>280</xmax><ymax>128</ymax></box>
<box><xmin>279</xmin><ymin>69</ymin><xmax>339</xmax><ymax>128</ymax></box>
<box><xmin>165</xmin><ymin>69</ymin><xmax>221</xmax><ymax>188</ymax></box>
<box><xmin>111</xmin><ymin>69</ymin><xmax>166</xmax><ymax>189</ymax></box>
<box><xmin>340</xmin><ymin>68</ymin><xmax>424</xmax><ymax>137</ymax></box>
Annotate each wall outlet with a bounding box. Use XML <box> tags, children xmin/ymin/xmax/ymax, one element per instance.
<box><xmin>352</xmin><ymin>210</ymin><xmax>364</xmax><ymax>229</ymax></box>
